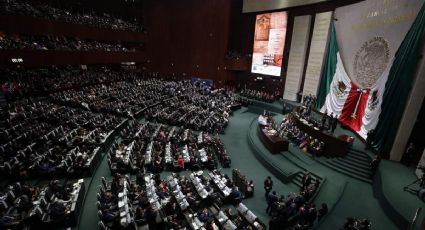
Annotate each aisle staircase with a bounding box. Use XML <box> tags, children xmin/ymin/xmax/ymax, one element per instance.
<box><xmin>0</xmin><ymin>92</ymin><xmax>6</xmax><ymax>106</ymax></box>
<box><xmin>291</xmin><ymin>171</ymin><xmax>323</xmax><ymax>189</ymax></box>
<box><xmin>317</xmin><ymin>149</ymin><xmax>373</xmax><ymax>183</ymax></box>
<box><xmin>0</xmin><ymin>92</ymin><xmax>7</xmax><ymax>128</ymax></box>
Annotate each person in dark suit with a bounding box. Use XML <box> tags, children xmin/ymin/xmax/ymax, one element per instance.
<box><xmin>266</xmin><ymin>191</ymin><xmax>278</xmax><ymax>215</ymax></box>
<box><xmin>198</xmin><ymin>208</ymin><xmax>211</xmax><ymax>222</ymax></box>
<box><xmin>302</xmin><ymin>172</ymin><xmax>312</xmax><ymax>191</ymax></box>
<box><xmin>402</xmin><ymin>143</ymin><xmax>416</xmax><ymax>167</ymax></box>
<box><xmin>230</xmin><ymin>186</ymin><xmax>242</xmax><ymax>200</ymax></box>
<box><xmin>264</xmin><ymin>176</ymin><xmax>273</xmax><ymax>199</ymax></box>
<box><xmin>282</xmin><ymin>104</ymin><xmax>287</xmax><ymax>115</ymax></box>
<box><xmin>49</xmin><ymin>201</ymin><xmax>66</xmax><ymax>220</ymax></box>
<box><xmin>331</xmin><ymin>115</ymin><xmax>338</xmax><ymax>133</ymax></box>
<box><xmin>327</xmin><ymin>112</ymin><xmax>334</xmax><ymax>131</ymax></box>
<box><xmin>317</xmin><ymin>203</ymin><xmax>328</xmax><ymax>221</ymax></box>
<box><xmin>307</xmin><ymin>204</ymin><xmax>317</xmax><ymax>226</ymax></box>
<box><xmin>365</xmin><ymin>129</ymin><xmax>375</xmax><ymax>149</ymax></box>
<box><xmin>321</xmin><ymin>113</ymin><xmax>326</xmax><ymax>129</ymax></box>
<box><xmin>370</xmin><ymin>155</ymin><xmax>381</xmax><ymax>177</ymax></box>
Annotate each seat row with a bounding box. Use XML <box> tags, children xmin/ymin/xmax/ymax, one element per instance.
<box><xmin>0</xmin><ymin>179</ymin><xmax>85</xmax><ymax>229</ymax></box>
<box><xmin>108</xmin><ymin>121</ymin><xmax>231</xmax><ymax>175</ymax></box>
<box><xmin>96</xmin><ymin>170</ymin><xmax>266</xmax><ymax>230</ymax></box>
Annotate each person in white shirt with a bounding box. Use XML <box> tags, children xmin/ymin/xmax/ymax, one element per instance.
<box><xmin>258</xmin><ymin>114</ymin><xmax>268</xmax><ymax>126</ymax></box>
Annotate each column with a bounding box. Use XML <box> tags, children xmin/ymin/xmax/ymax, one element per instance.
<box><xmin>302</xmin><ymin>11</ymin><xmax>332</xmax><ymax>97</ymax></box>
<box><xmin>283</xmin><ymin>15</ymin><xmax>312</xmax><ymax>101</ymax></box>
<box><xmin>389</xmin><ymin>40</ymin><xmax>425</xmax><ymax>161</ymax></box>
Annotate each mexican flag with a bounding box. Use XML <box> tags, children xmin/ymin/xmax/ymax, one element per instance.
<box><xmin>316</xmin><ymin>2</ymin><xmax>425</xmax><ymax>155</ymax></box>
<box><xmin>317</xmin><ymin>23</ymin><xmax>393</xmax><ymax>139</ymax></box>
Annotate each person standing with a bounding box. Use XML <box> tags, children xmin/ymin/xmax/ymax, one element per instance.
<box><xmin>302</xmin><ymin>172</ymin><xmax>312</xmax><ymax>191</ymax></box>
<box><xmin>365</xmin><ymin>129</ymin><xmax>375</xmax><ymax>149</ymax></box>
<box><xmin>331</xmin><ymin>115</ymin><xmax>338</xmax><ymax>133</ymax></box>
<box><xmin>327</xmin><ymin>112</ymin><xmax>334</xmax><ymax>131</ymax></box>
<box><xmin>266</xmin><ymin>191</ymin><xmax>278</xmax><ymax>215</ymax></box>
<box><xmin>370</xmin><ymin>155</ymin><xmax>381</xmax><ymax>177</ymax></box>
<box><xmin>282</xmin><ymin>103</ymin><xmax>287</xmax><ymax>115</ymax></box>
<box><xmin>264</xmin><ymin>176</ymin><xmax>273</xmax><ymax>199</ymax></box>
<box><xmin>317</xmin><ymin>203</ymin><xmax>328</xmax><ymax>222</ymax></box>
<box><xmin>403</xmin><ymin>143</ymin><xmax>416</xmax><ymax>167</ymax></box>
<box><xmin>321</xmin><ymin>113</ymin><xmax>326</xmax><ymax>130</ymax></box>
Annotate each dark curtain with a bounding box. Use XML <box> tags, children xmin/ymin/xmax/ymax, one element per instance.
<box><xmin>372</xmin><ymin>2</ymin><xmax>425</xmax><ymax>157</ymax></box>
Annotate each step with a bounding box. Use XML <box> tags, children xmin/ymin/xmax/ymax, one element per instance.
<box><xmin>287</xmin><ymin>145</ymin><xmax>316</xmax><ymax>165</ymax></box>
<box><xmin>341</xmin><ymin>155</ymin><xmax>371</xmax><ymax>166</ymax></box>
<box><xmin>281</xmin><ymin>151</ymin><xmax>309</xmax><ymax>170</ymax></box>
<box><xmin>292</xmin><ymin>172</ymin><xmax>322</xmax><ymax>189</ymax></box>
<box><xmin>292</xmin><ymin>177</ymin><xmax>303</xmax><ymax>188</ymax></box>
<box><xmin>324</xmin><ymin>163</ymin><xmax>372</xmax><ymax>184</ymax></box>
<box><xmin>247</xmin><ymin>120</ymin><xmax>300</xmax><ymax>183</ymax></box>
<box><xmin>327</xmin><ymin>160</ymin><xmax>371</xmax><ymax>177</ymax></box>
<box><xmin>325</xmin><ymin>161</ymin><xmax>372</xmax><ymax>183</ymax></box>
<box><xmin>345</xmin><ymin>155</ymin><xmax>371</xmax><ymax>166</ymax></box>
<box><xmin>349</xmin><ymin>150</ymin><xmax>373</xmax><ymax>159</ymax></box>
<box><xmin>332</xmin><ymin>159</ymin><xmax>371</xmax><ymax>174</ymax></box>
<box><xmin>315</xmin><ymin>157</ymin><xmax>372</xmax><ymax>183</ymax></box>
<box><xmin>338</xmin><ymin>158</ymin><xmax>371</xmax><ymax>171</ymax></box>
<box><xmin>345</xmin><ymin>153</ymin><xmax>371</xmax><ymax>162</ymax></box>
<box><xmin>348</xmin><ymin>150</ymin><xmax>370</xmax><ymax>158</ymax></box>
<box><xmin>350</xmin><ymin>148</ymin><xmax>371</xmax><ymax>155</ymax></box>
<box><xmin>292</xmin><ymin>171</ymin><xmax>323</xmax><ymax>184</ymax></box>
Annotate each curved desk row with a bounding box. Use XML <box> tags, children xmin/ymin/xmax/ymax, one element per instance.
<box><xmin>257</xmin><ymin>125</ymin><xmax>289</xmax><ymax>154</ymax></box>
<box><xmin>291</xmin><ymin>114</ymin><xmax>353</xmax><ymax>157</ymax></box>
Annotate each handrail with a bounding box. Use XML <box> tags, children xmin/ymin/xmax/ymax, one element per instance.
<box><xmin>408</xmin><ymin>207</ymin><xmax>422</xmax><ymax>230</ymax></box>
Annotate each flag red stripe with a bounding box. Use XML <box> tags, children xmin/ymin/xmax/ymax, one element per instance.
<box><xmin>339</xmin><ymin>82</ymin><xmax>369</xmax><ymax>131</ymax></box>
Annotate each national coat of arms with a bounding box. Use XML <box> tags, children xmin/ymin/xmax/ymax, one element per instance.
<box><xmin>354</xmin><ymin>37</ymin><xmax>390</xmax><ymax>89</ymax></box>
<box><xmin>333</xmin><ymin>81</ymin><xmax>347</xmax><ymax>98</ymax></box>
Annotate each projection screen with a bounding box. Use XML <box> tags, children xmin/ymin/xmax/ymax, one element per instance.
<box><xmin>251</xmin><ymin>11</ymin><xmax>288</xmax><ymax>76</ymax></box>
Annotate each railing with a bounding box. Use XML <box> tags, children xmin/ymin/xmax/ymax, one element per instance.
<box><xmin>408</xmin><ymin>207</ymin><xmax>422</xmax><ymax>230</ymax></box>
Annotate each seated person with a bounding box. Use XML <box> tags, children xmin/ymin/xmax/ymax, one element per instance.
<box><xmin>258</xmin><ymin>114</ymin><xmax>268</xmax><ymax>126</ymax></box>
<box><xmin>223</xmin><ymin>155</ymin><xmax>231</xmax><ymax>167</ymax></box>
<box><xmin>246</xmin><ymin>180</ymin><xmax>254</xmax><ymax>197</ymax></box>
<box><xmin>135</xmin><ymin>207</ymin><xmax>146</xmax><ymax>223</ymax></box>
<box><xmin>100</xmin><ymin>191</ymin><xmax>118</xmax><ymax>208</ymax></box>
<box><xmin>100</xmin><ymin>208</ymin><xmax>119</xmax><ymax>223</ymax></box>
<box><xmin>198</xmin><ymin>208</ymin><xmax>211</xmax><ymax>222</ymax></box>
<box><xmin>176</xmin><ymin>154</ymin><xmax>185</xmax><ymax>168</ymax></box>
<box><xmin>168</xmin><ymin>214</ymin><xmax>184</xmax><ymax>229</ymax></box>
<box><xmin>49</xmin><ymin>201</ymin><xmax>66</xmax><ymax>220</ymax></box>
<box><xmin>224</xmin><ymin>208</ymin><xmax>235</xmax><ymax>218</ymax></box>
<box><xmin>205</xmin><ymin>219</ymin><xmax>219</xmax><ymax>230</ymax></box>
<box><xmin>164</xmin><ymin>201</ymin><xmax>179</xmax><ymax>216</ymax></box>
<box><xmin>231</xmin><ymin>186</ymin><xmax>242</xmax><ymax>199</ymax></box>
<box><xmin>0</xmin><ymin>210</ymin><xmax>21</xmax><ymax>227</ymax></box>
<box><xmin>299</xmin><ymin>136</ymin><xmax>312</xmax><ymax>152</ymax></box>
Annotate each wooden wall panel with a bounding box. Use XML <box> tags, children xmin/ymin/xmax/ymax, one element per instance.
<box><xmin>143</xmin><ymin>0</ymin><xmax>231</xmax><ymax>85</ymax></box>
<box><xmin>0</xmin><ymin>16</ymin><xmax>146</xmax><ymax>43</ymax></box>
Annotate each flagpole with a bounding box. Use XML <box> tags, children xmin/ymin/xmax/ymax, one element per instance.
<box><xmin>351</xmin><ymin>89</ymin><xmax>363</xmax><ymax>119</ymax></box>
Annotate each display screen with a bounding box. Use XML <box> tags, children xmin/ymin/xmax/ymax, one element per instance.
<box><xmin>251</xmin><ymin>11</ymin><xmax>287</xmax><ymax>76</ymax></box>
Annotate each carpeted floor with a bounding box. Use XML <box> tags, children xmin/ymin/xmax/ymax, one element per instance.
<box><xmin>76</xmin><ymin>106</ymin><xmax>424</xmax><ymax>230</ymax></box>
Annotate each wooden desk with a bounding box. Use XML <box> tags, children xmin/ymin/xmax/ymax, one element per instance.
<box><xmin>257</xmin><ymin>126</ymin><xmax>289</xmax><ymax>154</ymax></box>
<box><xmin>291</xmin><ymin>115</ymin><xmax>353</xmax><ymax>157</ymax></box>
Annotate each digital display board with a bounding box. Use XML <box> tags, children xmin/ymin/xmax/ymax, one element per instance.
<box><xmin>251</xmin><ymin>11</ymin><xmax>287</xmax><ymax>76</ymax></box>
